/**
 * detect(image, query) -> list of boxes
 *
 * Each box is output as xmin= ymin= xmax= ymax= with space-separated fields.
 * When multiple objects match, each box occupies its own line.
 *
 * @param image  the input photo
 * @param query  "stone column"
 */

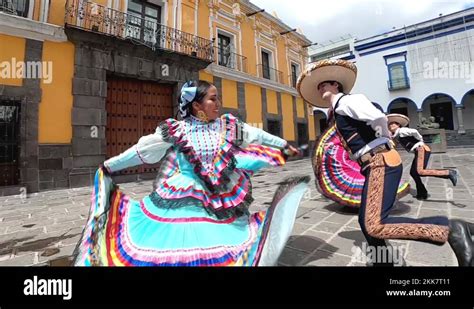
xmin=456 ymin=105 xmax=466 ymax=134
xmin=417 ymin=109 xmax=424 ymax=125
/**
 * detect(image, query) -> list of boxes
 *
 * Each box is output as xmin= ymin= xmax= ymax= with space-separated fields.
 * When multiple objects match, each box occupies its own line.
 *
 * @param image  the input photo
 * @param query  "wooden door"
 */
xmin=106 ymin=77 xmax=174 ymax=175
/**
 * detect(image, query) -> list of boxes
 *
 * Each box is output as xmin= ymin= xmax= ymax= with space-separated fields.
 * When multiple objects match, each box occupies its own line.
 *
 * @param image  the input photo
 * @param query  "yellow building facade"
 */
xmin=0 ymin=0 xmax=315 ymax=194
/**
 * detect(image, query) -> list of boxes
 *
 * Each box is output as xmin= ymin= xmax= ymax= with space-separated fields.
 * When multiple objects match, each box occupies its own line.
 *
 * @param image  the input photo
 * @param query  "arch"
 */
xmin=421 ymin=93 xmax=457 ymax=131
xmin=387 ymin=97 xmax=418 ymax=113
xmin=313 ymin=108 xmax=328 ymax=118
xmin=421 ymin=93 xmax=457 ymax=109
xmin=459 ymin=89 xmax=474 ymax=132
xmin=313 ymin=109 xmax=329 ymax=137
xmin=460 ymin=89 xmax=474 ymax=107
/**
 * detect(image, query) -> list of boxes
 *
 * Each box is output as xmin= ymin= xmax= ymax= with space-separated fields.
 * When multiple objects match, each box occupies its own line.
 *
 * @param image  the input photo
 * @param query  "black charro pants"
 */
xmin=358 ymin=149 xmax=450 ymax=256
xmin=410 ymin=145 xmax=450 ymax=196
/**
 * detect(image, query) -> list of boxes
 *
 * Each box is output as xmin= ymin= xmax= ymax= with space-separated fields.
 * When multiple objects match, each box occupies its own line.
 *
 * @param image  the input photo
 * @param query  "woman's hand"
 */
xmin=283 ymin=144 xmax=301 ymax=157
xmin=99 ymin=163 xmax=111 ymax=176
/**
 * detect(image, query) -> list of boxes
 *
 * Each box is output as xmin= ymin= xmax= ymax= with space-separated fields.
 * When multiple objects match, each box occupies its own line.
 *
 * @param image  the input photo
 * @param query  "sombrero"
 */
xmin=387 ymin=114 xmax=409 ymax=127
xmin=297 ymin=59 xmax=357 ymax=108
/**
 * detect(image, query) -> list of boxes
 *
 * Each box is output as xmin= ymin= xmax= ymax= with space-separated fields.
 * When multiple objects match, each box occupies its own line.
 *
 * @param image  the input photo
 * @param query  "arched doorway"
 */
xmin=387 ymin=97 xmax=419 ymax=127
xmin=313 ymin=109 xmax=329 ymax=137
xmin=421 ymin=93 xmax=457 ymax=131
xmin=460 ymin=89 xmax=474 ymax=132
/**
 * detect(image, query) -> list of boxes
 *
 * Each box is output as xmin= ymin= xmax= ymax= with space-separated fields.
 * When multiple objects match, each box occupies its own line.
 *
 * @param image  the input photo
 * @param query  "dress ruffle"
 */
xmin=156 ymin=114 xmax=286 ymax=218
xmin=73 ymin=169 xmax=310 ymax=266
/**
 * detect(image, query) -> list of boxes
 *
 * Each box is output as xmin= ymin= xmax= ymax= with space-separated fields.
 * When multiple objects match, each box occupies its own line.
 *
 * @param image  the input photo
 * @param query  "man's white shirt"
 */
xmin=393 ymin=127 xmax=425 ymax=152
xmin=332 ymin=93 xmax=391 ymax=160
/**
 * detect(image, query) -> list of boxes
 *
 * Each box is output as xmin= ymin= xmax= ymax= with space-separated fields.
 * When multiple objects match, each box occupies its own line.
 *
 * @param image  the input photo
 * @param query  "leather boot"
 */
xmin=448 ymin=219 xmax=473 ymax=266
xmin=448 ymin=170 xmax=458 ymax=187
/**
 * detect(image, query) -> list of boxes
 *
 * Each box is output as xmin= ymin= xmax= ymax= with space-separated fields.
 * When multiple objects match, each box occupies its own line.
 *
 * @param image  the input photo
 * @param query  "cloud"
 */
xmin=250 ymin=0 xmax=473 ymax=43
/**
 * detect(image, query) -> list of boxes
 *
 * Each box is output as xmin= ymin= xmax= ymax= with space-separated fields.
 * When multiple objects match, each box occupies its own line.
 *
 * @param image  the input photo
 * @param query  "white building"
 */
xmin=309 ymin=8 xmax=474 ymax=141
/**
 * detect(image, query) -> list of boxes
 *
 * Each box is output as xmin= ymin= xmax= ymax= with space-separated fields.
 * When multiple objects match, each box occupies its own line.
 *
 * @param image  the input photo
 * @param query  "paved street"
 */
xmin=0 ymin=148 xmax=473 ymax=266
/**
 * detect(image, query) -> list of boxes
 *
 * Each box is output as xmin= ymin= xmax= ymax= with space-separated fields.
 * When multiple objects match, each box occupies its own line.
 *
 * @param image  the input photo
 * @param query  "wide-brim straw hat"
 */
xmin=297 ymin=59 xmax=357 ymax=108
xmin=387 ymin=113 xmax=410 ymax=127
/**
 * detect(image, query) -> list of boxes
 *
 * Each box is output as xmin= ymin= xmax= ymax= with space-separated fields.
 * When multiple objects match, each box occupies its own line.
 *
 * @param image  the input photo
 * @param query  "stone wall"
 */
xmin=65 ymin=28 xmax=211 ymax=188
xmin=0 ymin=39 xmax=43 ymax=195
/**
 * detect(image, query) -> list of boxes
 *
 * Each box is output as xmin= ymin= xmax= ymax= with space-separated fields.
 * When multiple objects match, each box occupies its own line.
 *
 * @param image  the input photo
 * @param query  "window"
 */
xmin=388 ymin=62 xmax=410 ymax=90
xmin=0 ymin=0 xmax=30 ymax=18
xmin=217 ymin=33 xmax=233 ymax=68
xmin=261 ymin=50 xmax=271 ymax=80
xmin=0 ymin=100 xmax=20 ymax=186
xmin=127 ymin=0 xmax=161 ymax=44
xmin=267 ymin=120 xmax=281 ymax=138
xmin=290 ymin=63 xmax=299 ymax=88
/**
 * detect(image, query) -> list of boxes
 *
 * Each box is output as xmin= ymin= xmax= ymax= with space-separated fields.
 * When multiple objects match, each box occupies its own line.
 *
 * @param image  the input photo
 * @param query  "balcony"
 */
xmin=257 ymin=64 xmax=283 ymax=84
xmin=388 ymin=77 xmax=410 ymax=91
xmin=64 ymin=0 xmax=214 ymax=62
xmin=215 ymin=47 xmax=247 ymax=73
xmin=0 ymin=0 xmax=29 ymax=18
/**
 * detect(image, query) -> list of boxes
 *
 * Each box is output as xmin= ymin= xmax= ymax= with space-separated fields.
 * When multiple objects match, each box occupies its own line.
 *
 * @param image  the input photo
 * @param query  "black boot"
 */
xmin=415 ymin=188 xmax=428 ymax=200
xmin=448 ymin=170 xmax=458 ymax=187
xmin=448 ymin=219 xmax=473 ymax=266
xmin=415 ymin=193 xmax=428 ymax=200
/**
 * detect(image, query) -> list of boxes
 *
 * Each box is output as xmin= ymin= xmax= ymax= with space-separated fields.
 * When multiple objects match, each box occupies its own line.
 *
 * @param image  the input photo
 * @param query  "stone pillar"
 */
xmin=456 ymin=105 xmax=466 ymax=134
xmin=417 ymin=109 xmax=423 ymax=125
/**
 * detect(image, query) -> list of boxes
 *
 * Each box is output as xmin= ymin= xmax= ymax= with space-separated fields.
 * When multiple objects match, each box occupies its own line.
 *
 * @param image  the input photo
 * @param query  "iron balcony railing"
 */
xmin=0 ymin=0 xmax=30 ymax=18
xmin=257 ymin=64 xmax=283 ymax=84
xmin=65 ymin=0 xmax=214 ymax=62
xmin=388 ymin=77 xmax=410 ymax=91
xmin=215 ymin=47 xmax=248 ymax=73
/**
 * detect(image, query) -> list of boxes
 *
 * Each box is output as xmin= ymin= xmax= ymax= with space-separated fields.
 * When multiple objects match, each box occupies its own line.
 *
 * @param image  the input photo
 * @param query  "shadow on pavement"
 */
xmin=280 ymin=235 xmax=338 ymax=266
xmin=323 ymin=203 xmax=358 ymax=215
xmin=424 ymin=199 xmax=468 ymax=208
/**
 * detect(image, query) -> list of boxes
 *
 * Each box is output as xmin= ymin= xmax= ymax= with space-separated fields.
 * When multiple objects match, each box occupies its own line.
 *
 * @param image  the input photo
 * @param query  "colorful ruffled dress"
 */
xmin=312 ymin=124 xmax=410 ymax=208
xmin=73 ymin=114 xmax=309 ymax=266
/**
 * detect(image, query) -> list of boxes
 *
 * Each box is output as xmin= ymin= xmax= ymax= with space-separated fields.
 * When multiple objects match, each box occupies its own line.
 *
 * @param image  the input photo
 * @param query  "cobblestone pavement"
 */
xmin=0 ymin=148 xmax=473 ymax=266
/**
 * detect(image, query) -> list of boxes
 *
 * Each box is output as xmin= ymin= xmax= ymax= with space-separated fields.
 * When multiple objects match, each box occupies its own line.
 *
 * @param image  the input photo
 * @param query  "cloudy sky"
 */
xmin=251 ymin=0 xmax=474 ymax=46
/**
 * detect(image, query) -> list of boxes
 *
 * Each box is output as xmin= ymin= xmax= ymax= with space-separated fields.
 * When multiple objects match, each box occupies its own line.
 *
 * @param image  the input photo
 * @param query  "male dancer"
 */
xmin=387 ymin=114 xmax=457 ymax=200
xmin=297 ymin=59 xmax=472 ymax=266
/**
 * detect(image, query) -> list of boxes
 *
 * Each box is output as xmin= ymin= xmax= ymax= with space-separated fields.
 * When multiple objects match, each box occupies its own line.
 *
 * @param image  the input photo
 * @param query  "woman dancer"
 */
xmin=73 ymin=80 xmax=308 ymax=266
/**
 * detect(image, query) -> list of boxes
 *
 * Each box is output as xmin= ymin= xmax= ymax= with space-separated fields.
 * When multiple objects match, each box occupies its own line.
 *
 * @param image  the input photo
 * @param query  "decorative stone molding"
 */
xmin=252 ymin=18 xmax=263 ymax=32
xmin=207 ymin=0 xmax=220 ymax=11
xmin=271 ymin=29 xmax=280 ymax=41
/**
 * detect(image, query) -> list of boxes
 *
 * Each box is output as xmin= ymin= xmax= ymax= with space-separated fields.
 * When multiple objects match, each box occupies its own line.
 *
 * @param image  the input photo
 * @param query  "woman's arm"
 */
xmin=103 ymin=126 xmax=173 ymax=173
xmin=239 ymin=122 xmax=299 ymax=157
xmin=240 ymin=122 xmax=288 ymax=149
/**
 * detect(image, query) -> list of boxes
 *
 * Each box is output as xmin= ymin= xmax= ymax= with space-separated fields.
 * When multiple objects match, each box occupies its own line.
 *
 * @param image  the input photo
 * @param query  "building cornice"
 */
xmin=0 ymin=12 xmax=67 ymax=42
xmin=238 ymin=0 xmax=311 ymax=45
xmin=205 ymin=63 xmax=298 ymax=96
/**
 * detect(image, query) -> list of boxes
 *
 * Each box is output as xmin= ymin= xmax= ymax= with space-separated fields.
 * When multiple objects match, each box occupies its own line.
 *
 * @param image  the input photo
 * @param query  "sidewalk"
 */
xmin=0 ymin=148 xmax=473 ymax=266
